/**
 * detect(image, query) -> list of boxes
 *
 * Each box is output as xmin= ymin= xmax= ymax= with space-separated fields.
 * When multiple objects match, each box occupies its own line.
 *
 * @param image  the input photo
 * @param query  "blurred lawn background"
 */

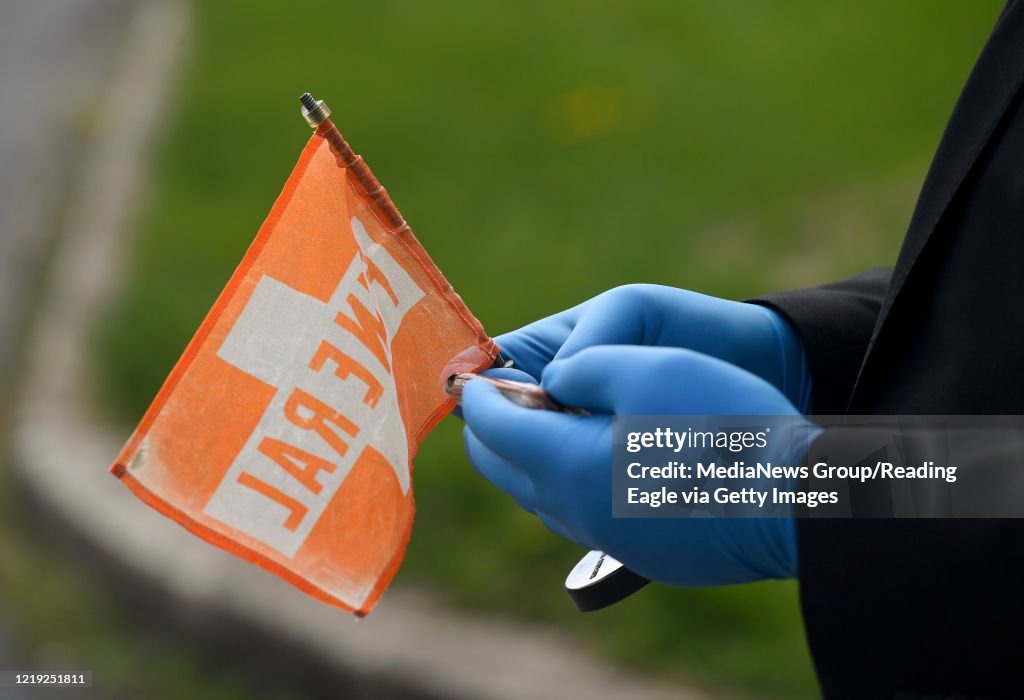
xmin=93 ymin=2 xmax=1001 ymax=698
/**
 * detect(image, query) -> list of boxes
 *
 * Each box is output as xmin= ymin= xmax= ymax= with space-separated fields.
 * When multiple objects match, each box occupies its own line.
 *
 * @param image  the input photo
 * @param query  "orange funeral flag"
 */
xmin=111 ymin=107 xmax=499 ymax=616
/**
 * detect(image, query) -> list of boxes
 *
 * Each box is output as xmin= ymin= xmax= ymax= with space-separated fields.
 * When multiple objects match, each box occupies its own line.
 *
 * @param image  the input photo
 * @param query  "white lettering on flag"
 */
xmin=203 ymin=217 xmax=425 ymax=557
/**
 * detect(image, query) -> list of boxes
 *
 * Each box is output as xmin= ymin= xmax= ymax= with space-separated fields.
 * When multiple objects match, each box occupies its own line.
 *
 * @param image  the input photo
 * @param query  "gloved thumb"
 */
xmin=540 ymin=345 xmax=687 ymax=415
xmin=542 ymin=345 xmax=800 ymax=416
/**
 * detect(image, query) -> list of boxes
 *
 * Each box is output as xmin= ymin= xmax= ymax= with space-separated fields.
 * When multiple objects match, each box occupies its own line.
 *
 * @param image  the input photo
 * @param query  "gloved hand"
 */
xmin=494 ymin=284 xmax=812 ymax=413
xmin=462 ymin=345 xmax=813 ymax=586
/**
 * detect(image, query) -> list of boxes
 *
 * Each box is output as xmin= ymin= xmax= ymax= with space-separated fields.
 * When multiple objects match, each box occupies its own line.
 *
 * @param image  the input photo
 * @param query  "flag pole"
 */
xmin=299 ymin=92 xmax=406 ymax=232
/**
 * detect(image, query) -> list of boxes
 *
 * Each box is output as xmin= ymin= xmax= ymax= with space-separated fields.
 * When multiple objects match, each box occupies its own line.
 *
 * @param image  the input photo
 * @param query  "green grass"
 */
xmin=94 ymin=2 xmax=1002 ymax=697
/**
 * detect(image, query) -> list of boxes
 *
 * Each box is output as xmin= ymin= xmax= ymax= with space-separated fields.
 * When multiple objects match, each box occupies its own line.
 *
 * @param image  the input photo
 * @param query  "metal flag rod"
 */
xmin=299 ymin=92 xmax=406 ymax=231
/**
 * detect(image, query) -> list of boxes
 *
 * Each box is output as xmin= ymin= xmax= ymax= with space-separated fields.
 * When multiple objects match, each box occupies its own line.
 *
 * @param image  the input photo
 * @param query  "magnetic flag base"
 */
xmin=565 ymin=550 xmax=651 ymax=612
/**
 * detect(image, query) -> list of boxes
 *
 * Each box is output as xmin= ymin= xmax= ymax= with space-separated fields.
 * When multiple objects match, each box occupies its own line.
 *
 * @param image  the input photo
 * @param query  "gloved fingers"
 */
xmin=461 ymin=377 xmax=591 ymax=474
xmin=463 ymin=426 xmax=538 ymax=512
xmin=465 ymin=409 xmax=586 ymax=546
xmin=478 ymin=367 xmax=538 ymax=384
xmin=542 ymin=345 xmax=793 ymax=416
xmin=540 ymin=345 xmax=687 ymax=414
xmin=758 ymin=308 xmax=813 ymax=412
xmin=550 ymin=290 xmax=649 ymax=362
xmin=549 ymin=284 xmax=733 ymax=362
xmin=738 ymin=517 xmax=798 ymax=580
xmin=536 ymin=511 xmax=582 ymax=546
xmin=492 ymin=306 xmax=584 ymax=380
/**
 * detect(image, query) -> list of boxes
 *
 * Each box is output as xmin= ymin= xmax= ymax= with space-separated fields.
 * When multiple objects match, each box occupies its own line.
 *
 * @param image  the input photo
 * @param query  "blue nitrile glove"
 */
xmin=494 ymin=284 xmax=812 ymax=413
xmin=462 ymin=345 xmax=814 ymax=586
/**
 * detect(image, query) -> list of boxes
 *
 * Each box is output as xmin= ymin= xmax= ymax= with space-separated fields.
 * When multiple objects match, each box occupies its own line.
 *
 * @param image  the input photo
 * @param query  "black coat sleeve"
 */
xmin=749 ymin=267 xmax=890 ymax=414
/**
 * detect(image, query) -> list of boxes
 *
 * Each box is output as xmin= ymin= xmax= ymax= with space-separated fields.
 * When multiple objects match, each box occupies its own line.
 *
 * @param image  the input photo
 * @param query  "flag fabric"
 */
xmin=111 ymin=133 xmax=499 ymax=616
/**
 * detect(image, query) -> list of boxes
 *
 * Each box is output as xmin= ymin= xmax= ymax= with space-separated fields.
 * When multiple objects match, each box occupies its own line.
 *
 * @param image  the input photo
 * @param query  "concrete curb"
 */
xmin=9 ymin=2 xmax=717 ymax=698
